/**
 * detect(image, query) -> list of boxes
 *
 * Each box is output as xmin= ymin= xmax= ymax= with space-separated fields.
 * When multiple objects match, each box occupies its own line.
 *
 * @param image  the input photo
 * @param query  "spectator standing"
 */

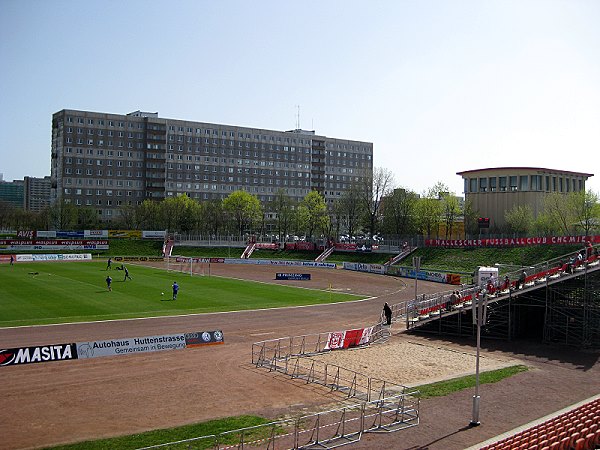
xmin=517 ymin=270 xmax=527 ymax=289
xmin=382 ymin=302 xmax=392 ymax=325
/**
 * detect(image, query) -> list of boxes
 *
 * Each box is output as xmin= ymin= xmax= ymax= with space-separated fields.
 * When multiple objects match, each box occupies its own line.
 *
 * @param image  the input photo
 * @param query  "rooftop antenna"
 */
xmin=295 ymin=105 xmax=301 ymax=130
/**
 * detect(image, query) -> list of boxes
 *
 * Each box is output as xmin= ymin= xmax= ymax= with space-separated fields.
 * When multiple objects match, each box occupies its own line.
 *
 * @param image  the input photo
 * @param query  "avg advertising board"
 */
xmin=0 ymin=331 xmax=223 ymax=367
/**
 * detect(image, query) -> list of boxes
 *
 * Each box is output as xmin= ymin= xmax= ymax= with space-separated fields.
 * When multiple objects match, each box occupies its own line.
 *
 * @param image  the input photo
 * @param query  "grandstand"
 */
xmin=472 ymin=395 xmax=600 ymax=450
xmin=402 ymin=248 xmax=600 ymax=348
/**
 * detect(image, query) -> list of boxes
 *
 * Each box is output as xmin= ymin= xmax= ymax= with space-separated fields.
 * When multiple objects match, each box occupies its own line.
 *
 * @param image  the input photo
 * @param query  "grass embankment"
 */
xmin=46 ymin=365 xmax=529 ymax=449
xmin=45 ymin=415 xmax=272 ymax=450
xmin=410 ymin=245 xmax=578 ymax=274
xmin=416 ymin=365 xmax=529 ymax=398
xmin=9 ymin=238 xmax=581 ymax=274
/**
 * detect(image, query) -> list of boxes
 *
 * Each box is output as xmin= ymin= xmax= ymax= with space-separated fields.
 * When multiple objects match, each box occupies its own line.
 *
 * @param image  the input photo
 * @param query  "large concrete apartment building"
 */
xmin=51 ymin=109 xmax=373 ymax=222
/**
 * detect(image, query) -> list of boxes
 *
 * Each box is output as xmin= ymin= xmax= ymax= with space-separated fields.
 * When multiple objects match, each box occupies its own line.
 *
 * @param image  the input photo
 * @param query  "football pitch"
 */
xmin=0 ymin=262 xmax=364 ymax=327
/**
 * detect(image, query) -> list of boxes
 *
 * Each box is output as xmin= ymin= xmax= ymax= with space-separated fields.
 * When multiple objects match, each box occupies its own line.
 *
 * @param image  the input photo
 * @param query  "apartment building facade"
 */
xmin=51 ymin=109 xmax=373 ymax=222
xmin=24 ymin=176 xmax=51 ymax=212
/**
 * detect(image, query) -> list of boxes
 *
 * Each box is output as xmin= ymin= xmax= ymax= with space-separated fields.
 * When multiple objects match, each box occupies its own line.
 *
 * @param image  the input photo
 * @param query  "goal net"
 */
xmin=166 ymin=256 xmax=207 ymax=276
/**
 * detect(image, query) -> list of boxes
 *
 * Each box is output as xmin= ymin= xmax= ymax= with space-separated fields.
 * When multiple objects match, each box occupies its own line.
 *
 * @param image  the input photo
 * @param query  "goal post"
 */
xmin=166 ymin=256 xmax=207 ymax=277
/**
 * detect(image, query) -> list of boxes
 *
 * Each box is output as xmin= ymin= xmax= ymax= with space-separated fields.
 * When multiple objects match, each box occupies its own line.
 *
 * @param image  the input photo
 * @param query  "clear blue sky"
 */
xmin=1 ymin=0 xmax=599 ymax=196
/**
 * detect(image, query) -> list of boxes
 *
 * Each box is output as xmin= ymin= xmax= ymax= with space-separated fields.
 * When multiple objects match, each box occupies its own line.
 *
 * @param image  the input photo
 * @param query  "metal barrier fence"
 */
xmin=251 ymin=322 xmax=391 ymax=368
xmin=137 ymin=390 xmax=419 ymax=449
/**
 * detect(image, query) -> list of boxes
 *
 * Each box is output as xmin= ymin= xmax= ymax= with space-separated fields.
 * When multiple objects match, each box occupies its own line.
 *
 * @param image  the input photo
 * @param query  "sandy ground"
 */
xmin=309 ymin=333 xmax=521 ymax=387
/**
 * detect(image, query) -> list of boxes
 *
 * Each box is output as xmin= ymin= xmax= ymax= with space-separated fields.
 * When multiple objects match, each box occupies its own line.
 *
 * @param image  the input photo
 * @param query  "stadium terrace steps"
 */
xmin=405 ymin=253 xmax=600 ymax=330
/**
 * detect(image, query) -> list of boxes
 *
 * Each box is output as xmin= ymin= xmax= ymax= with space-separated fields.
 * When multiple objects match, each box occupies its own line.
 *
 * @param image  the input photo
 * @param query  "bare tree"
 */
xmin=361 ymin=167 xmax=395 ymax=236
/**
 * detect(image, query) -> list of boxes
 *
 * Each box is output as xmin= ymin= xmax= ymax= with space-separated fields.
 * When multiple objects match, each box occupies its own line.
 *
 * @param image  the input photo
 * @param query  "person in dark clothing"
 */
xmin=383 ymin=302 xmax=392 ymax=325
xmin=106 ymin=275 xmax=112 ymax=291
xmin=172 ymin=281 xmax=179 ymax=300
xmin=517 ymin=270 xmax=527 ymax=289
xmin=123 ymin=266 xmax=132 ymax=281
xmin=106 ymin=257 xmax=112 ymax=270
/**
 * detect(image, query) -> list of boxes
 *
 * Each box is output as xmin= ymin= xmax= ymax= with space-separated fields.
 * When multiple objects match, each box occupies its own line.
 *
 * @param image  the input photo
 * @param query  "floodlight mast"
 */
xmin=470 ymin=289 xmax=487 ymax=427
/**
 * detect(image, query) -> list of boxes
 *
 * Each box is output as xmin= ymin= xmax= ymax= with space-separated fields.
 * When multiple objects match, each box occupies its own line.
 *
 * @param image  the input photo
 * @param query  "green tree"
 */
xmin=49 ymin=200 xmax=78 ymax=230
xmin=269 ymin=189 xmax=296 ymax=241
xmin=542 ymin=192 xmax=575 ymax=235
xmin=415 ymin=184 xmax=444 ymax=238
xmin=505 ymin=204 xmax=534 ymax=236
xmin=381 ymin=187 xmax=418 ymax=237
xmin=223 ymin=190 xmax=263 ymax=236
xmin=202 ymin=199 xmax=226 ymax=236
xmin=462 ymin=198 xmax=479 ymax=239
xmin=298 ymin=190 xmax=329 ymax=240
xmin=439 ymin=191 xmax=461 ymax=240
xmin=77 ymin=207 xmax=100 ymax=229
xmin=571 ymin=190 xmax=600 ymax=236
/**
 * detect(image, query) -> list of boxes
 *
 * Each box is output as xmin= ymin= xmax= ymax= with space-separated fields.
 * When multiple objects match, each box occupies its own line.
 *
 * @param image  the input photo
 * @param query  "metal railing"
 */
xmin=136 ymin=391 xmax=419 ymax=449
xmin=405 ymin=246 xmax=600 ymax=327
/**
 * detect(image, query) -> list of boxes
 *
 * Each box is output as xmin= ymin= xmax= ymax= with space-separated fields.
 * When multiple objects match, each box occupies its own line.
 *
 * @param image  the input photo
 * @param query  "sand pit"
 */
xmin=308 ymin=333 xmax=523 ymax=387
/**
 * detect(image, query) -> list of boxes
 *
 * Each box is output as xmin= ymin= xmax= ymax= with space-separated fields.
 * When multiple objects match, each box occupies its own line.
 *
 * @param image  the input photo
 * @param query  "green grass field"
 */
xmin=0 ymin=262 xmax=363 ymax=328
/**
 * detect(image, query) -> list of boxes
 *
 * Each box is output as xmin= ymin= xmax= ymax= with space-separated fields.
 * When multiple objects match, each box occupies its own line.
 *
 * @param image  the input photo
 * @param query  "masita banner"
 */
xmin=0 ymin=343 xmax=77 ymax=367
xmin=77 ymin=333 xmax=187 ymax=359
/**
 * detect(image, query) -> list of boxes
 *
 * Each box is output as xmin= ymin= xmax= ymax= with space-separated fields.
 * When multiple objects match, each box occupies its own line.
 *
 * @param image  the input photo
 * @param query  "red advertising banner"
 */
xmin=324 ymin=327 xmax=373 ymax=350
xmin=426 ymin=235 xmax=600 ymax=248
xmin=0 ymin=240 xmax=109 ymax=246
xmin=284 ymin=242 xmax=316 ymax=251
xmin=342 ymin=329 xmax=364 ymax=348
xmin=255 ymin=243 xmax=278 ymax=250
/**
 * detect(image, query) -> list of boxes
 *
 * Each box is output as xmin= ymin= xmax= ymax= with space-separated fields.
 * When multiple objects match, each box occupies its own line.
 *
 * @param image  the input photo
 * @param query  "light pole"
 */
xmin=408 ymin=256 xmax=421 ymax=329
xmin=470 ymin=288 xmax=487 ymax=427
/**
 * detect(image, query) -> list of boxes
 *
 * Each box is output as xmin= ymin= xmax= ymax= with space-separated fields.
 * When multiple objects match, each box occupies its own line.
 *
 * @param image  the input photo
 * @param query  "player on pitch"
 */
xmin=172 ymin=281 xmax=179 ymax=300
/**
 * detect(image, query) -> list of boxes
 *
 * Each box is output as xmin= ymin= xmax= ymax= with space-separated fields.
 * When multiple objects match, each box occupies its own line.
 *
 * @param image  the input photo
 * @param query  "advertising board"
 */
xmin=76 ymin=334 xmax=187 ymax=359
xmin=184 ymin=331 xmax=224 ymax=347
xmin=0 ymin=343 xmax=77 ymax=367
xmin=16 ymin=254 xmax=92 ymax=262
xmin=276 ymin=273 xmax=311 ymax=280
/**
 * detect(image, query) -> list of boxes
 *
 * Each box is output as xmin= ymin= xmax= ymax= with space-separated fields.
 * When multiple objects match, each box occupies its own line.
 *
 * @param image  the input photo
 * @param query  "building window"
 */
xmin=509 ymin=176 xmax=518 ymax=191
xmin=479 ymin=178 xmax=487 ymax=192
xmin=469 ymin=178 xmax=477 ymax=193
xmin=489 ymin=177 xmax=497 ymax=192
xmin=519 ymin=176 xmax=529 ymax=191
